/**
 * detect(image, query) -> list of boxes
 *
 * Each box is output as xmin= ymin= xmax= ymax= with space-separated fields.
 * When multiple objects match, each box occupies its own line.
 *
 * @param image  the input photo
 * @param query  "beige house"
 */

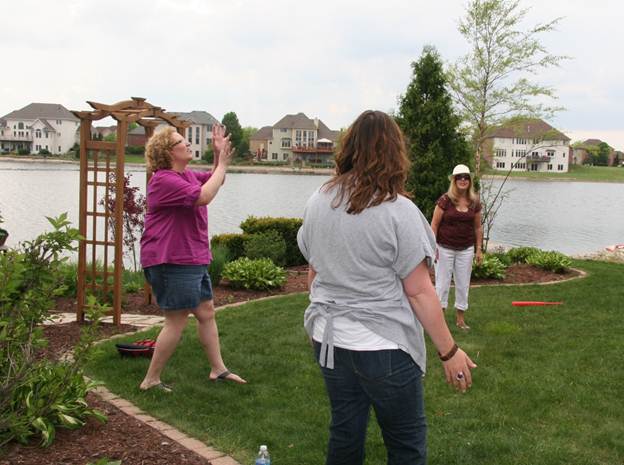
xmin=251 ymin=112 xmax=339 ymax=165
xmin=0 ymin=103 xmax=80 ymax=154
xmin=484 ymin=119 xmax=571 ymax=173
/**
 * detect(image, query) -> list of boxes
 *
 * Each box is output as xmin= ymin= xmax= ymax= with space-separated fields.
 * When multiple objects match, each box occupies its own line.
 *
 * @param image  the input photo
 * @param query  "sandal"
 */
xmin=456 ymin=322 xmax=471 ymax=330
xmin=209 ymin=370 xmax=247 ymax=384
xmin=140 ymin=382 xmax=173 ymax=393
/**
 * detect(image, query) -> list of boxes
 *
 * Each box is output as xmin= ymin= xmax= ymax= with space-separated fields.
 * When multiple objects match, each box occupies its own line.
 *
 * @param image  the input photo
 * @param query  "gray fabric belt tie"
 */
xmin=314 ymin=304 xmax=353 ymax=369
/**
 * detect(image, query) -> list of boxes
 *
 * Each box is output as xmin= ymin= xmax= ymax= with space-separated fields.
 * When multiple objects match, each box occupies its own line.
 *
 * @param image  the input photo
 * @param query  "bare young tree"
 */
xmin=448 ymin=0 xmax=569 ymax=177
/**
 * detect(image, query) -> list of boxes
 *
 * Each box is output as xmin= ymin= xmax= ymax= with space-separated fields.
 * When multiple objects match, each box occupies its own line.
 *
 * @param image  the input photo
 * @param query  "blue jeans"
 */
xmin=314 ymin=342 xmax=427 ymax=465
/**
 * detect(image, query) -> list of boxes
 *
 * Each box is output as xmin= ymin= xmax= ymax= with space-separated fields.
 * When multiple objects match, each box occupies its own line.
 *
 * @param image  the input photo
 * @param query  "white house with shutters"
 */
xmin=486 ymin=119 xmax=571 ymax=173
xmin=0 ymin=103 xmax=80 ymax=154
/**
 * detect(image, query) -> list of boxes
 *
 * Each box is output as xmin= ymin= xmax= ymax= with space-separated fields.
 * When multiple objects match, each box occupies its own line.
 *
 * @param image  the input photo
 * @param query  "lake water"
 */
xmin=1 ymin=160 xmax=623 ymax=256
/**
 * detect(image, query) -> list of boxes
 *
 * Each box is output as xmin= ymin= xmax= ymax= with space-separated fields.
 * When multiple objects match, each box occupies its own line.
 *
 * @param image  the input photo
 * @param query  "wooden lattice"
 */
xmin=72 ymin=97 xmax=189 ymax=324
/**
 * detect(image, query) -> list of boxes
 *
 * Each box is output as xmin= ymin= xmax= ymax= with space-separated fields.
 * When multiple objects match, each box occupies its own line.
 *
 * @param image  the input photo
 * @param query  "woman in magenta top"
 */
xmin=430 ymin=164 xmax=483 ymax=330
xmin=139 ymin=125 xmax=246 ymax=391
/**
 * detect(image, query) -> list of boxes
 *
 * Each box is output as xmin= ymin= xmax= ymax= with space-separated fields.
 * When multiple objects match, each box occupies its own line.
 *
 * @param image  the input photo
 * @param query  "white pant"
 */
xmin=434 ymin=245 xmax=474 ymax=311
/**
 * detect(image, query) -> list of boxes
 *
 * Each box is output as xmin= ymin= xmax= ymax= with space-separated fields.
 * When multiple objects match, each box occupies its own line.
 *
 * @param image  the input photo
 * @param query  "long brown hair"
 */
xmin=324 ymin=110 xmax=411 ymax=214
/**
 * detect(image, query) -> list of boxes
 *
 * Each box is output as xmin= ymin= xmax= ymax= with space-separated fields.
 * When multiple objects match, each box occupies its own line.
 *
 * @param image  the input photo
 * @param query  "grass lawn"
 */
xmin=483 ymin=164 xmax=624 ymax=182
xmin=85 ymin=260 xmax=624 ymax=465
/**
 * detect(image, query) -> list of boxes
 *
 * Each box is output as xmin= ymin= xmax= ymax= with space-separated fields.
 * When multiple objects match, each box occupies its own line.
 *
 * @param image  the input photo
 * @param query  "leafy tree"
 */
xmin=447 ymin=0 xmax=568 ymax=176
xmin=239 ymin=126 xmax=257 ymax=158
xmin=221 ymin=112 xmax=243 ymax=157
xmin=396 ymin=46 xmax=472 ymax=220
xmin=596 ymin=142 xmax=611 ymax=166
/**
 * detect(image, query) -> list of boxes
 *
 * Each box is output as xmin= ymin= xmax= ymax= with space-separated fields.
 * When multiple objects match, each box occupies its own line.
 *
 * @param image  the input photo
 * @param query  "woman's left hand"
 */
xmin=475 ymin=249 xmax=483 ymax=265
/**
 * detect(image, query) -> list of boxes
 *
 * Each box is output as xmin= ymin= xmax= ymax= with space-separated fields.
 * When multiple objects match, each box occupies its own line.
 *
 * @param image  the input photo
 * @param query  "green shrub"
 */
xmin=507 ymin=246 xmax=541 ymax=264
xmin=244 ymin=230 xmax=287 ymax=266
xmin=209 ymin=244 xmax=231 ymax=286
xmin=239 ymin=216 xmax=305 ymax=266
xmin=222 ymin=257 xmax=287 ymax=290
xmin=126 ymin=145 xmax=145 ymax=155
xmin=472 ymin=255 xmax=507 ymax=280
xmin=526 ymin=250 xmax=571 ymax=273
xmin=488 ymin=251 xmax=512 ymax=266
xmin=39 ymin=148 xmax=51 ymax=155
xmin=0 ymin=214 xmax=107 ymax=447
xmin=17 ymin=148 xmax=30 ymax=155
xmin=210 ymin=233 xmax=250 ymax=260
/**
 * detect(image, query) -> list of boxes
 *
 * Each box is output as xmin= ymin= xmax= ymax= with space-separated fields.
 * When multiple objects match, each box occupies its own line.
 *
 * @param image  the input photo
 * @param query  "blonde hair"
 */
xmin=447 ymin=175 xmax=478 ymax=207
xmin=145 ymin=126 xmax=176 ymax=171
xmin=324 ymin=110 xmax=411 ymax=214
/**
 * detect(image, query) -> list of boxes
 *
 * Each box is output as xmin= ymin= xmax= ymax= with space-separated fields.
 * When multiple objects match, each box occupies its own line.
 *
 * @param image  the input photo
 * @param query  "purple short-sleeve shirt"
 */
xmin=140 ymin=169 xmax=213 ymax=268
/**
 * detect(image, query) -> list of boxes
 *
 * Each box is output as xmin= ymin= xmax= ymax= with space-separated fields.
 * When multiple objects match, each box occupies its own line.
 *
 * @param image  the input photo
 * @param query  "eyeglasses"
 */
xmin=455 ymin=174 xmax=471 ymax=181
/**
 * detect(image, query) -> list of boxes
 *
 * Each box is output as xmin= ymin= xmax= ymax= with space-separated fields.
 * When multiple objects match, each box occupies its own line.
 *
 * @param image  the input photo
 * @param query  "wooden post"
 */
xmin=76 ymin=119 xmax=91 ymax=322
xmin=112 ymin=119 xmax=128 ymax=325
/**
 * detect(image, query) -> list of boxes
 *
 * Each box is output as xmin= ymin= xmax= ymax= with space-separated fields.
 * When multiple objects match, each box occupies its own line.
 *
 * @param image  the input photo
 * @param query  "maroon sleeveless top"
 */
xmin=436 ymin=194 xmax=481 ymax=250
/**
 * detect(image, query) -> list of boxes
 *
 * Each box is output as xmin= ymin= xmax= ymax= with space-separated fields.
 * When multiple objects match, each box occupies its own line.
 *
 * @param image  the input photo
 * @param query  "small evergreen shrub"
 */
xmin=243 ymin=230 xmax=287 ymax=265
xmin=240 ymin=216 xmax=305 ymax=266
xmin=126 ymin=145 xmax=145 ymax=155
xmin=222 ymin=257 xmax=287 ymax=290
xmin=39 ymin=148 xmax=51 ymax=155
xmin=507 ymin=246 xmax=541 ymax=264
xmin=472 ymin=255 xmax=507 ymax=280
xmin=210 ymin=233 xmax=250 ymax=260
xmin=526 ymin=250 xmax=571 ymax=273
xmin=17 ymin=148 xmax=30 ymax=155
xmin=209 ymin=244 xmax=231 ymax=286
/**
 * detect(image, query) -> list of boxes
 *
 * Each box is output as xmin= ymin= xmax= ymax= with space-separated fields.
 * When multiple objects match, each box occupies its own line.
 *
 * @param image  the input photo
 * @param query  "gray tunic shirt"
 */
xmin=297 ymin=187 xmax=436 ymax=371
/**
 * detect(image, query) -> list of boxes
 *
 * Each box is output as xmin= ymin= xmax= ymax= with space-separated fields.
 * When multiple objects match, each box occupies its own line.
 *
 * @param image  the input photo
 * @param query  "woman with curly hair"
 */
xmin=297 ymin=110 xmax=476 ymax=465
xmin=139 ymin=124 xmax=245 ymax=391
xmin=430 ymin=164 xmax=483 ymax=330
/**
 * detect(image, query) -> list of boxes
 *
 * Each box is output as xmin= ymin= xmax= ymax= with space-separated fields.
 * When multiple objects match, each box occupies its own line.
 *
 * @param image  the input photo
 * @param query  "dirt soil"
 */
xmin=3 ymin=265 xmax=580 ymax=465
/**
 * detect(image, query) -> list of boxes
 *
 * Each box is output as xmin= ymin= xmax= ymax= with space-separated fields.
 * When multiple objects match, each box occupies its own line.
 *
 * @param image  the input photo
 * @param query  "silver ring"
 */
xmin=456 ymin=372 xmax=464 ymax=380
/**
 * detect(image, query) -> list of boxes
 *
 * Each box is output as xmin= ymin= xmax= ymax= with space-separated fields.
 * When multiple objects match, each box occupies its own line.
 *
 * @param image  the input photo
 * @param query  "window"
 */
xmin=272 ymin=152 xmax=278 ymax=160
xmin=187 ymin=128 xmax=192 ymax=142
xmin=18 ymin=122 xmax=24 ymax=129
xmin=548 ymin=164 xmax=553 ymax=170
xmin=207 ymin=124 xmax=213 ymax=132
xmin=547 ymin=150 xmax=555 ymax=157
xmin=557 ymin=164 xmax=564 ymax=171
xmin=281 ymin=138 xmax=291 ymax=148
xmin=532 ymin=151 xmax=539 ymax=157
xmin=58 ymin=146 xmax=61 ymax=152
xmin=195 ymin=127 xmax=199 ymax=145
xmin=195 ymin=151 xmax=199 ymax=157
xmin=563 ymin=152 xmax=566 ymax=158
xmin=496 ymin=161 xmax=506 ymax=168
xmin=307 ymin=130 xmax=315 ymax=147
xmin=45 ymin=132 xmax=48 ymax=138
xmin=495 ymin=149 xmax=506 ymax=158
xmin=515 ymin=149 xmax=526 ymax=158
xmin=515 ymin=138 xmax=527 ymax=145
xmin=56 ymin=120 xmax=62 ymax=125
xmin=280 ymin=128 xmax=287 ymax=133
xmin=35 ymin=129 xmax=41 ymax=138
xmin=295 ymin=130 xmax=302 ymax=146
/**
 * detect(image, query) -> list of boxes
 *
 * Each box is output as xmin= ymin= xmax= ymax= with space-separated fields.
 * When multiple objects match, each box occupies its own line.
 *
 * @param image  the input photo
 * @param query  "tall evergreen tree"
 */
xmin=397 ymin=46 xmax=472 ymax=220
xmin=221 ymin=111 xmax=244 ymax=156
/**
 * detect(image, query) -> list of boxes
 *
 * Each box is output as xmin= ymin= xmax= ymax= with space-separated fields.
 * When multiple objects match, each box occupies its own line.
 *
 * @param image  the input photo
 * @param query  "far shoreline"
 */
xmin=1 ymin=155 xmax=623 ymax=183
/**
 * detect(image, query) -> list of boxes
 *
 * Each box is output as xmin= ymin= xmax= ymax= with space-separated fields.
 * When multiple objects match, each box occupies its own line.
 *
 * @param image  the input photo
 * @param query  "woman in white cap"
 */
xmin=430 ymin=164 xmax=483 ymax=330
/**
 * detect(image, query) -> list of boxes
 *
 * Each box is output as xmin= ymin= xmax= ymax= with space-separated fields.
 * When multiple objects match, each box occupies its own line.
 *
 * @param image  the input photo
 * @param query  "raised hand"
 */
xmin=212 ymin=123 xmax=231 ymax=161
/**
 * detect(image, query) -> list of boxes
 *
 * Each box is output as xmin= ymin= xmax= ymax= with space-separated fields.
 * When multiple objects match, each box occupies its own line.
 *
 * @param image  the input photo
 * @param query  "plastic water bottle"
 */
xmin=255 ymin=444 xmax=271 ymax=465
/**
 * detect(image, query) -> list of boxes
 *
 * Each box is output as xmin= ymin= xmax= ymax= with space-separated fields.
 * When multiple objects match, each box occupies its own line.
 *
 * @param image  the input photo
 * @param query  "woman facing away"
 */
xmin=430 ymin=164 xmax=483 ymax=330
xmin=297 ymin=110 xmax=476 ymax=465
xmin=139 ymin=125 xmax=246 ymax=391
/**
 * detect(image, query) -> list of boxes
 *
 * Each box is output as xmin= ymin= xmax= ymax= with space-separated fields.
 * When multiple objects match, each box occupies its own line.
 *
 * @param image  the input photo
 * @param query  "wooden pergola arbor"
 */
xmin=72 ymin=97 xmax=189 ymax=324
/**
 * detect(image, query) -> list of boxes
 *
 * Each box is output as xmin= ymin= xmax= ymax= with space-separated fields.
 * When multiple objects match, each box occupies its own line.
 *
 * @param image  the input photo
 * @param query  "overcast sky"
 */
xmin=2 ymin=0 xmax=622 ymax=149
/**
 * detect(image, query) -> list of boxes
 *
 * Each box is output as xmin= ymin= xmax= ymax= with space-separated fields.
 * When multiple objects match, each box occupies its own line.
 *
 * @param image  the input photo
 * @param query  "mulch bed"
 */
xmin=3 ymin=264 xmax=580 ymax=464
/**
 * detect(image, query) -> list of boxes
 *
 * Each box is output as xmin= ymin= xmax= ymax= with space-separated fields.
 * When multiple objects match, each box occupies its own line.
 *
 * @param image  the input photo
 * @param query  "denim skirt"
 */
xmin=143 ymin=264 xmax=213 ymax=310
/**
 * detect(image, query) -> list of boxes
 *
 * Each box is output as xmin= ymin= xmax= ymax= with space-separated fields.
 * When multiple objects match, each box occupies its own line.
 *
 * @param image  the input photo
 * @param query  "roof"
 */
xmin=488 ymin=118 xmax=570 ymax=141
xmin=250 ymin=126 xmax=273 ymax=140
xmin=2 ymin=103 xmax=79 ymax=122
xmin=32 ymin=119 xmax=56 ymax=131
xmin=170 ymin=111 xmax=219 ymax=125
xmin=316 ymin=119 xmax=339 ymax=142
xmin=273 ymin=112 xmax=316 ymax=130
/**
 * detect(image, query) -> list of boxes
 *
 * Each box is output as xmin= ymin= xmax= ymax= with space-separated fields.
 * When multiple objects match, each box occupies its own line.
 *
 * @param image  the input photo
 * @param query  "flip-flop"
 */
xmin=210 ymin=370 xmax=246 ymax=384
xmin=141 ymin=382 xmax=173 ymax=393
xmin=456 ymin=323 xmax=471 ymax=330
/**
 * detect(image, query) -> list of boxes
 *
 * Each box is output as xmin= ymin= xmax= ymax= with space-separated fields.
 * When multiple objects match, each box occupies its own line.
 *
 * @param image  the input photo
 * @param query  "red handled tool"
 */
xmin=512 ymin=301 xmax=563 ymax=306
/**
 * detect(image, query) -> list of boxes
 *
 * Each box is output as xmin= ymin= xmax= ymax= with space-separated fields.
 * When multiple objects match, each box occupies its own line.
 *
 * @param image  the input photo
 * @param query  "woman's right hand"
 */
xmin=442 ymin=348 xmax=477 ymax=393
xmin=218 ymin=137 xmax=234 ymax=168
